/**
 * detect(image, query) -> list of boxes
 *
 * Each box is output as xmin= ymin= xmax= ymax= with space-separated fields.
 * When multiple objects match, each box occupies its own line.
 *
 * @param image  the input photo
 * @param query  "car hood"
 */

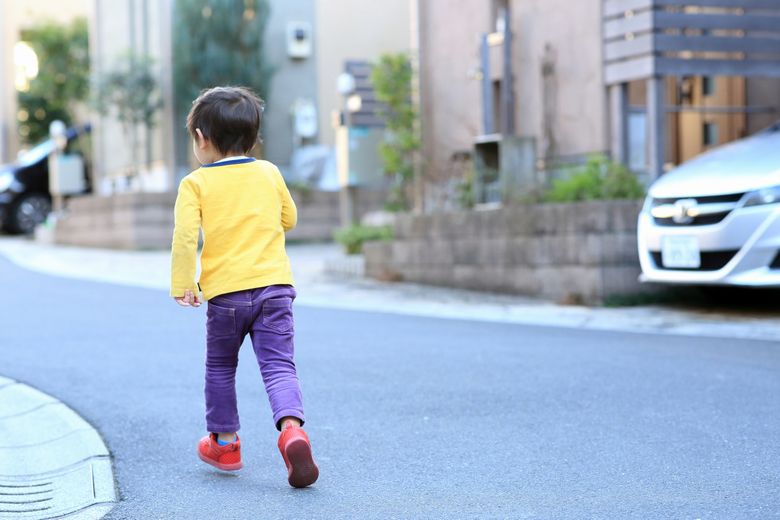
xmin=649 ymin=128 xmax=780 ymax=199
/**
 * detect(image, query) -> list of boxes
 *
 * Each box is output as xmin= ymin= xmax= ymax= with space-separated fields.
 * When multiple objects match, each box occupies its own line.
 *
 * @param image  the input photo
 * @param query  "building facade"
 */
xmin=86 ymin=0 xmax=411 ymax=191
xmin=417 ymin=0 xmax=780 ymax=209
xmin=315 ymin=0 xmax=411 ymax=148
xmin=89 ymin=0 xmax=176 ymax=193
xmin=0 ymin=0 xmax=92 ymax=163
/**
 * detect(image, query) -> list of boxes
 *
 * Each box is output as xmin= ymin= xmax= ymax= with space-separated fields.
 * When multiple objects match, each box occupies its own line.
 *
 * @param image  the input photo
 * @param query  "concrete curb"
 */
xmin=0 ymin=376 xmax=116 ymax=519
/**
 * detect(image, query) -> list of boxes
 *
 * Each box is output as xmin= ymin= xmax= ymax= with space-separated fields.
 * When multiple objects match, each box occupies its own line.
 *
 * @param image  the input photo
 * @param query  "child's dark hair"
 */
xmin=186 ymin=86 xmax=265 ymax=155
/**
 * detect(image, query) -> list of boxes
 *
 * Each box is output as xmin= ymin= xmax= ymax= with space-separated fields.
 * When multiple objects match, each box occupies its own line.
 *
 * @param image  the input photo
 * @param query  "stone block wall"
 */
xmin=364 ymin=201 xmax=646 ymax=304
xmin=53 ymin=189 xmax=387 ymax=249
xmin=285 ymin=189 xmax=386 ymax=242
xmin=54 ymin=193 xmax=177 ymax=249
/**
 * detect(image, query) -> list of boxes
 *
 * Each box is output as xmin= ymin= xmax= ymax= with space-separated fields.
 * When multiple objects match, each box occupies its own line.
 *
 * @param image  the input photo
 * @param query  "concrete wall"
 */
xmin=54 ymin=188 xmax=386 ymax=248
xmin=286 ymin=189 xmax=386 ymax=242
xmin=418 ymin=0 xmax=608 ymax=185
xmin=418 ymin=0 xmax=487 ymax=183
xmin=54 ymin=193 xmax=177 ymax=249
xmin=364 ymin=201 xmax=645 ymax=304
xmin=315 ymin=0 xmax=412 ymax=148
xmin=512 ymin=0 xmax=607 ymax=161
xmin=263 ymin=0 xmax=318 ymax=169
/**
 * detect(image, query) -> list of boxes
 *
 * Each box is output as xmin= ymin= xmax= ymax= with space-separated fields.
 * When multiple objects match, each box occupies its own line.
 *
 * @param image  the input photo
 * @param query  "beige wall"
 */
xmin=418 ymin=0 xmax=486 ymax=182
xmin=0 ymin=1 xmax=16 ymax=162
xmin=315 ymin=0 xmax=412 ymax=147
xmin=419 ymin=0 xmax=608 ymax=184
xmin=511 ymin=0 xmax=607 ymax=160
xmin=90 ymin=0 xmax=175 ymax=193
xmin=0 ymin=0 xmax=91 ymax=162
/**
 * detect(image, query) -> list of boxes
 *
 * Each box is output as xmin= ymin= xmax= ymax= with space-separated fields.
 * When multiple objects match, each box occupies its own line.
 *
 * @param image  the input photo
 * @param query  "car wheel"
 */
xmin=6 ymin=193 xmax=52 ymax=235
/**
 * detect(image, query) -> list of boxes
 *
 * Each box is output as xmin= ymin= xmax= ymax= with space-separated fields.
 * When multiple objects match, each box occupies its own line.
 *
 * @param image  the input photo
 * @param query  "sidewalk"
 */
xmin=0 ymin=376 xmax=115 ymax=519
xmin=1 ymin=236 xmax=779 ymax=341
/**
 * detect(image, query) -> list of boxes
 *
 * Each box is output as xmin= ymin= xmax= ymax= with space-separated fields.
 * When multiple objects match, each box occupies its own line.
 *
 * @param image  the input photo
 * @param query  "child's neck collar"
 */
xmin=202 ymin=156 xmax=256 ymax=168
xmin=213 ymin=155 xmax=250 ymax=164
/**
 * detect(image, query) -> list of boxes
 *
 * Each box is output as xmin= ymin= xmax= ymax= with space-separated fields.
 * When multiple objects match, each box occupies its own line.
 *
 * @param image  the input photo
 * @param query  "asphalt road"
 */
xmin=1 ymin=254 xmax=779 ymax=519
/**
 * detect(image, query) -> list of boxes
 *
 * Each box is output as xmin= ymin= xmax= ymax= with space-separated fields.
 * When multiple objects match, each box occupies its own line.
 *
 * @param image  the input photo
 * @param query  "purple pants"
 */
xmin=205 ymin=285 xmax=304 ymax=432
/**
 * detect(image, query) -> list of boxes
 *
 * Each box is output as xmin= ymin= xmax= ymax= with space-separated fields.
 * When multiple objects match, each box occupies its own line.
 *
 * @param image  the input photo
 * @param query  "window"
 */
xmin=703 ymin=122 xmax=719 ymax=147
xmin=702 ymin=76 xmax=716 ymax=97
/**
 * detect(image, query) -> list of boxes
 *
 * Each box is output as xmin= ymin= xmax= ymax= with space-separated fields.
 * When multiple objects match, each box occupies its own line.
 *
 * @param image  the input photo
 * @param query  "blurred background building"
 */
xmin=1 ymin=0 xmax=779 ymax=248
xmin=0 ymin=0 xmax=92 ymax=163
xmin=419 ymin=0 xmax=780 ymax=208
xmin=87 ymin=0 xmax=411 ymax=193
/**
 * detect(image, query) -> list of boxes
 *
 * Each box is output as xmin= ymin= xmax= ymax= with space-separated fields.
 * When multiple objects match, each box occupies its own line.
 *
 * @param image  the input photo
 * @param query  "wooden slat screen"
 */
xmin=603 ymin=0 xmax=780 ymax=84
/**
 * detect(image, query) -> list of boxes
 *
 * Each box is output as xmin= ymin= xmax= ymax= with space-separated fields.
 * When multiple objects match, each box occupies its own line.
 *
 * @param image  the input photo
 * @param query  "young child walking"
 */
xmin=170 ymin=86 xmax=318 ymax=488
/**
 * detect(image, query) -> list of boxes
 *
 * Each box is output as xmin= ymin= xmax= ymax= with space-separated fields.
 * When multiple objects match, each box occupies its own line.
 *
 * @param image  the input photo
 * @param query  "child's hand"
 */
xmin=174 ymin=290 xmax=202 ymax=307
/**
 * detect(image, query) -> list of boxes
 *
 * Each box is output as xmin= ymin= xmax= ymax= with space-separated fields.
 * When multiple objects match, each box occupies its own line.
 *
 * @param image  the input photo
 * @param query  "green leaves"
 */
xmin=173 ymin=0 xmax=273 ymax=117
xmin=17 ymin=18 xmax=89 ymax=143
xmin=92 ymin=53 xmax=163 ymax=130
xmin=371 ymin=53 xmax=421 ymax=212
xmin=334 ymin=225 xmax=394 ymax=255
xmin=544 ymin=155 xmax=645 ymax=203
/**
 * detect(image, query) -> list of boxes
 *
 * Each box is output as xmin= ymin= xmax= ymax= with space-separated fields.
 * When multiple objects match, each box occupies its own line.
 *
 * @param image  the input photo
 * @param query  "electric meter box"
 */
xmin=49 ymin=154 xmax=86 ymax=195
xmin=287 ymin=22 xmax=313 ymax=59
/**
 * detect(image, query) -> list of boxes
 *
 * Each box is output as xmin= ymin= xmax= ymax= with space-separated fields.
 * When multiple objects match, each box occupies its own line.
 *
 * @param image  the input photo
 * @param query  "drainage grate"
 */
xmin=0 ymin=482 xmax=53 ymax=516
xmin=0 ymin=458 xmax=114 ymax=520
xmin=0 ymin=378 xmax=116 ymax=519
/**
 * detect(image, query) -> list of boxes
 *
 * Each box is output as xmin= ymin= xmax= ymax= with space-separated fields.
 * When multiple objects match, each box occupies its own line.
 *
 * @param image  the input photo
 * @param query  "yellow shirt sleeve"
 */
xmin=278 ymin=168 xmax=298 ymax=232
xmin=170 ymin=176 xmax=202 ymax=297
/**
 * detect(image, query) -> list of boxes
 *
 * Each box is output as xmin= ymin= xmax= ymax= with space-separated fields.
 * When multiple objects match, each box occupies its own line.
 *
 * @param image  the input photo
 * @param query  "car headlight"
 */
xmin=744 ymin=185 xmax=780 ymax=207
xmin=0 ymin=171 xmax=13 ymax=193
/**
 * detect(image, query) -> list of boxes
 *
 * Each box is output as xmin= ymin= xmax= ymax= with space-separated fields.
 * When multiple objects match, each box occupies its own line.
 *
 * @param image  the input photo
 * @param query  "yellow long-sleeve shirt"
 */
xmin=170 ymin=158 xmax=297 ymax=300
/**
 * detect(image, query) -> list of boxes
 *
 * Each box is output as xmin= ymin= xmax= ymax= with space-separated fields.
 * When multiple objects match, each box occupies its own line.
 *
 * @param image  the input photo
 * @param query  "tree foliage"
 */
xmin=173 ymin=0 xmax=273 ymax=121
xmin=93 ymin=53 xmax=162 ymax=132
xmin=92 ymin=52 xmax=163 ymax=178
xmin=17 ymin=18 xmax=89 ymax=144
xmin=371 ymin=53 xmax=421 ymax=212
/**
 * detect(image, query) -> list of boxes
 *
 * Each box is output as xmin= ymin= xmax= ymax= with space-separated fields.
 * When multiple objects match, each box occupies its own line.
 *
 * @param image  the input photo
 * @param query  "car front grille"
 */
xmin=651 ymin=193 xmax=744 ymax=227
xmin=650 ymin=250 xmax=739 ymax=271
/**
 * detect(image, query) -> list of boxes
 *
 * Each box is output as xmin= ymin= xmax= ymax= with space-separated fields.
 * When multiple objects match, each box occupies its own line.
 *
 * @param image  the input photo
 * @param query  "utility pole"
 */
xmin=501 ymin=0 xmax=515 ymax=136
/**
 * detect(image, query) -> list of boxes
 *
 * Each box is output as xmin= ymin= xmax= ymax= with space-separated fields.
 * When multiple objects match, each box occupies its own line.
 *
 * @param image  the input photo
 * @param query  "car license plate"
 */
xmin=661 ymin=236 xmax=701 ymax=268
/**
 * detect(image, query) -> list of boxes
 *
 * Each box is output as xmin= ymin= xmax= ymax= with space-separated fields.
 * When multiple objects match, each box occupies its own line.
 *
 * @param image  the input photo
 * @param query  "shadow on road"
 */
xmin=606 ymin=285 xmax=780 ymax=316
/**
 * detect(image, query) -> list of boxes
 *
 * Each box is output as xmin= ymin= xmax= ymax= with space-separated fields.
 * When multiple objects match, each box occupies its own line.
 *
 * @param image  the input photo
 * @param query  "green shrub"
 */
xmin=334 ymin=225 xmax=394 ymax=255
xmin=544 ymin=155 xmax=645 ymax=203
xmin=371 ymin=53 xmax=421 ymax=212
xmin=286 ymin=180 xmax=313 ymax=204
xmin=18 ymin=19 xmax=90 ymax=144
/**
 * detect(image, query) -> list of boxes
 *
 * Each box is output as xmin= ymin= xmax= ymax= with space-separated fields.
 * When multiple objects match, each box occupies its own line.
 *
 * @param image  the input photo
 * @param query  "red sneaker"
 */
xmin=277 ymin=425 xmax=319 ymax=488
xmin=198 ymin=433 xmax=243 ymax=471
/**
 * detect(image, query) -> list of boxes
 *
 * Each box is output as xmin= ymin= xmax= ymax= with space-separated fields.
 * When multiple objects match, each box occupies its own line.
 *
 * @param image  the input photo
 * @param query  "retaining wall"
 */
xmin=363 ymin=201 xmax=646 ymax=304
xmin=53 ymin=189 xmax=386 ymax=249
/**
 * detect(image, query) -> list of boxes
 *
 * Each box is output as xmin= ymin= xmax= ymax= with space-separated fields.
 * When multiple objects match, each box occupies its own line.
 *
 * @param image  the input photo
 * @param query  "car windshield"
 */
xmin=16 ymin=139 xmax=56 ymax=168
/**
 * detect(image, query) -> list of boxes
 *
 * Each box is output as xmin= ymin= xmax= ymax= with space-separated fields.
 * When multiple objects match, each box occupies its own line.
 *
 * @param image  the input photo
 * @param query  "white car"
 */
xmin=638 ymin=122 xmax=780 ymax=287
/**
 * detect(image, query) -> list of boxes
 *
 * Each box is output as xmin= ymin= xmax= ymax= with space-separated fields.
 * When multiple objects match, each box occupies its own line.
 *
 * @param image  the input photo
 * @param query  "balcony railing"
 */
xmin=603 ymin=0 xmax=780 ymax=84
